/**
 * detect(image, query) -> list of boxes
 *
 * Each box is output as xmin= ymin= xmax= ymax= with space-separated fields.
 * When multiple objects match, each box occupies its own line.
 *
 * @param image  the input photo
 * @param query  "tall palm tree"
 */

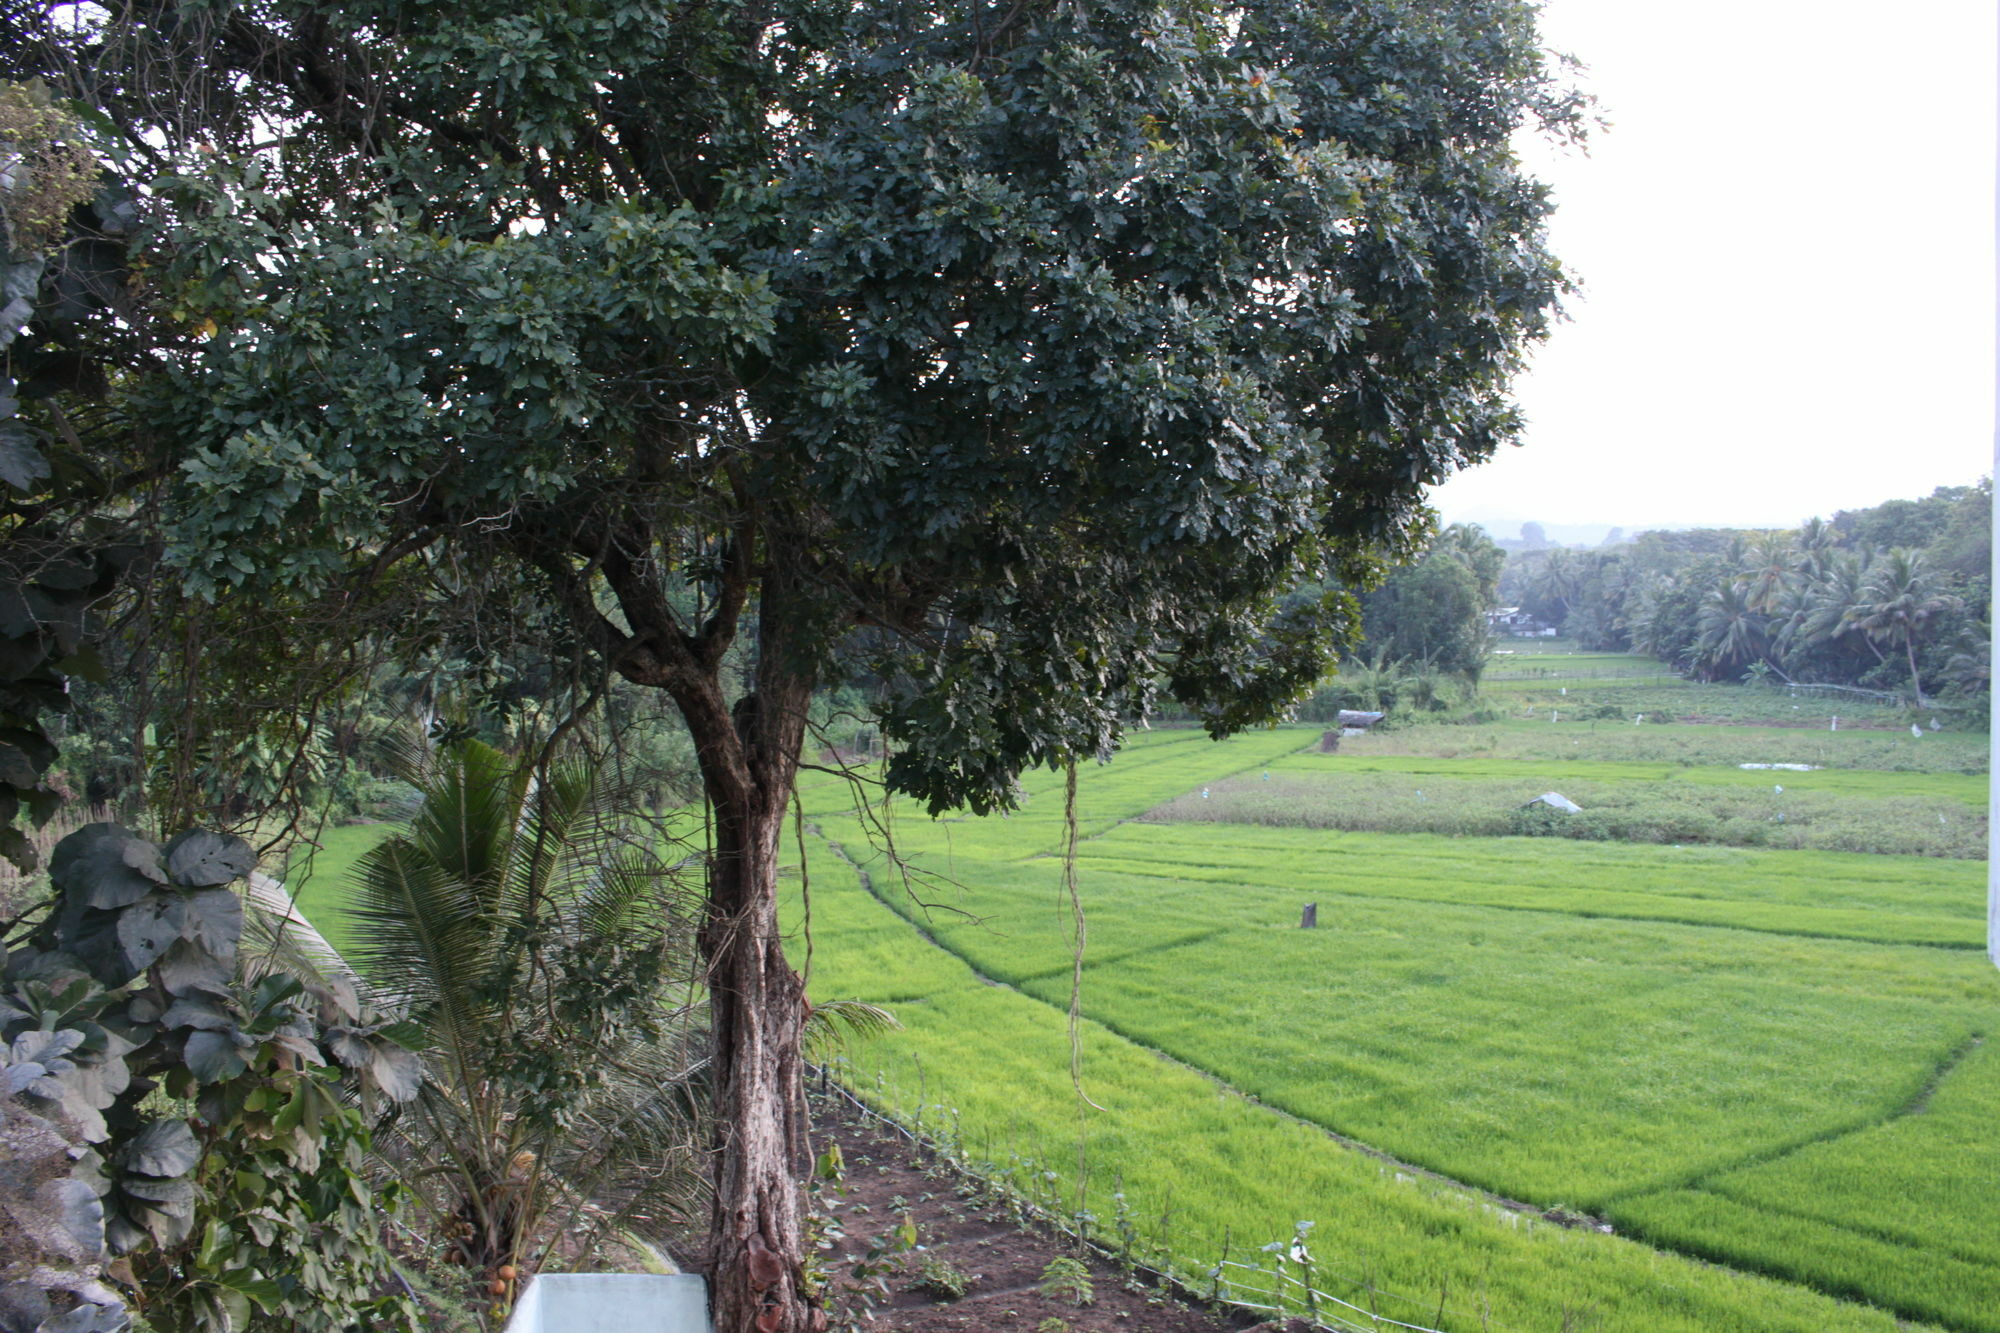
xmin=1766 ymin=576 xmax=1816 ymax=668
xmin=354 ymin=739 xmax=710 ymax=1276
xmin=1799 ymin=549 xmax=1882 ymax=665
xmin=1792 ymin=516 xmax=1836 ymax=585
xmin=1845 ymin=548 xmax=1964 ymax=704
xmin=1941 ymin=638 xmax=1990 ymax=698
xmin=1625 ymin=579 xmax=1666 ymax=659
xmin=1431 ymin=523 xmax=1504 ymax=606
xmin=1530 ymin=547 xmax=1581 ymax=623
xmin=1694 ymin=578 xmax=1774 ymax=681
xmin=1740 ymin=532 xmax=1796 ymax=615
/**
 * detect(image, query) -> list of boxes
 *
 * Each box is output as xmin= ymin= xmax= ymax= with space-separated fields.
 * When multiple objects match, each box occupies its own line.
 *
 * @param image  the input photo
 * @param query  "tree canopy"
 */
xmin=1354 ymin=523 xmax=1501 ymax=677
xmin=11 ymin=1 xmax=1580 ymax=1326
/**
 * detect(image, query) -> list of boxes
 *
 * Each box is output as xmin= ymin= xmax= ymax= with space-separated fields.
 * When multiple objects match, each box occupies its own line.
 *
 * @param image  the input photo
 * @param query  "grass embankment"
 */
xmin=1150 ymin=763 xmax=1984 ymax=857
xmin=798 ymin=716 xmax=1999 ymax=1331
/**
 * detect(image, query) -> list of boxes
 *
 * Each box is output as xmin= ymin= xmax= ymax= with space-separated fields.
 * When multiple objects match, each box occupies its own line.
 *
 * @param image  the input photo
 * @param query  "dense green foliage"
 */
xmin=1255 ymin=523 xmax=1506 ymax=725
xmin=1355 ymin=529 xmax=1496 ymax=677
xmin=351 ymin=740 xmax=707 ymax=1281
xmin=5 ymin=0 xmax=1575 ymax=812
xmin=1 ymin=824 xmax=421 ymax=1332
xmin=1496 ymin=484 xmax=1990 ymax=705
xmin=0 ymin=86 xmax=147 ymax=869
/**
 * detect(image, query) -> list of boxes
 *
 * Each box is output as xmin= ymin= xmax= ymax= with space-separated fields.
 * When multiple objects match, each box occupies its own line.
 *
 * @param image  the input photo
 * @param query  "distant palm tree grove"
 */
xmin=1494 ymin=482 xmax=1990 ymax=709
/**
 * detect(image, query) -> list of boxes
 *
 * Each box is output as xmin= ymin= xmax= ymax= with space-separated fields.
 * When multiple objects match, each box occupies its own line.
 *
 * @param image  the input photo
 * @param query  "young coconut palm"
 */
xmin=1846 ymin=548 xmax=1964 ymax=706
xmin=353 ymin=738 xmax=709 ymax=1276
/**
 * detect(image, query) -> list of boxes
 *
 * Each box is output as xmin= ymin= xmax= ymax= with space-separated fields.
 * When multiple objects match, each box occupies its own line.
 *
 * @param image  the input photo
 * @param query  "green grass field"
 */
xmin=268 ymin=822 xmax=395 ymax=957
xmin=272 ymin=650 xmax=1999 ymax=1331
xmin=796 ymin=710 xmax=2000 ymax=1331
xmin=789 ymin=826 xmax=1944 ymax=1332
xmin=1338 ymin=715 xmax=1985 ymax=772
xmin=1151 ymin=764 xmax=1985 ymax=856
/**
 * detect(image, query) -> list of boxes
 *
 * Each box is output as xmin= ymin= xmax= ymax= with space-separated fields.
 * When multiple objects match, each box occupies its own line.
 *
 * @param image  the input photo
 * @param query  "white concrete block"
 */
xmin=505 ymin=1274 xmax=710 ymax=1333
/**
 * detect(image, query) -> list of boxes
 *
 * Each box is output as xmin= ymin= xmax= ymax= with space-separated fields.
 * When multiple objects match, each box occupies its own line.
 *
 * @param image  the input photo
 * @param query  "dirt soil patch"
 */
xmin=811 ymin=1099 xmax=1256 ymax=1333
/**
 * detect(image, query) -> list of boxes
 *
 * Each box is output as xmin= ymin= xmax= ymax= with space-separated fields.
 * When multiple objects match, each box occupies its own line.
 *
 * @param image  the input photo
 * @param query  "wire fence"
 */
xmin=812 ymin=1065 xmax=1485 ymax=1333
xmin=1484 ymin=666 xmax=1682 ymax=683
xmin=1779 ymin=681 xmax=1917 ymax=706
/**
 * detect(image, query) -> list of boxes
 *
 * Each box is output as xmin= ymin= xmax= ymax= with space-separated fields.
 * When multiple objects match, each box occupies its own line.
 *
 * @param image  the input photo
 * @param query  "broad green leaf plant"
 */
xmin=1 ymin=824 xmax=422 ymax=1333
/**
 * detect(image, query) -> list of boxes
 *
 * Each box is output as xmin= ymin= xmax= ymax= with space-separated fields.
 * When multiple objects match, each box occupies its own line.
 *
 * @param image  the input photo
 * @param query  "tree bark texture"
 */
xmin=671 ymin=594 xmax=821 ymax=1333
xmin=703 ymin=794 xmax=814 ymax=1333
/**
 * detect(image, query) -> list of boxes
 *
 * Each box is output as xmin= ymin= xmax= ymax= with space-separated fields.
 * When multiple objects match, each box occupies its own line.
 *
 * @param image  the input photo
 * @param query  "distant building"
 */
xmin=1487 ymin=607 xmax=1543 ymax=634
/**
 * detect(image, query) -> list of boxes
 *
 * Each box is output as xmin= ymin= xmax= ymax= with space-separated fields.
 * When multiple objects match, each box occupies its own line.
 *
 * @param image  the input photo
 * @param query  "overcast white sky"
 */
xmin=1430 ymin=0 xmax=1997 ymax=540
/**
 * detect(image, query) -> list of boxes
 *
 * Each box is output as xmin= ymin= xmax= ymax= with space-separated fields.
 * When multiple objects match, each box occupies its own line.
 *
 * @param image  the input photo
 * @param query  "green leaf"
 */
xmin=367 ymin=1044 xmax=424 ymax=1103
xmin=183 ymin=1031 xmax=249 ymax=1084
xmin=46 ymin=1177 xmax=106 ymax=1257
xmin=0 ymin=824 xmax=31 ymax=874
xmin=50 ymin=824 xmax=167 ymax=912
xmin=159 ymin=996 xmax=235 ymax=1032
xmin=325 ymin=1028 xmax=372 ymax=1069
xmin=124 ymin=1118 xmax=200 ymax=1178
xmin=137 ymin=1198 xmax=197 ymax=1248
xmin=270 ymin=1085 xmax=306 ymax=1133
xmin=163 ymin=830 xmax=255 ymax=888
xmin=211 ymin=1271 xmax=284 ymax=1313
xmin=113 ymin=893 xmax=186 ymax=977
xmin=56 ymin=643 xmax=109 ymax=683
xmin=179 ymin=888 xmax=244 ymax=960
xmin=154 ymin=939 xmax=233 ymax=998
xmin=118 ymin=1174 xmax=197 ymax=1206
xmin=196 ymin=1219 xmax=236 ymax=1269
xmin=103 ymin=1212 xmax=147 ymax=1256
xmin=215 ymin=1285 xmax=251 ymax=1330
xmin=0 ymin=430 xmax=52 ymax=498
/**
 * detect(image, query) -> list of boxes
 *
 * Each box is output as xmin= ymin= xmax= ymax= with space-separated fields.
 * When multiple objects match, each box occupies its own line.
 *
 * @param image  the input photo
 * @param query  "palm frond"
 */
xmin=803 ymin=999 xmax=901 ymax=1060
xmin=352 ymin=734 xmax=710 ymax=1272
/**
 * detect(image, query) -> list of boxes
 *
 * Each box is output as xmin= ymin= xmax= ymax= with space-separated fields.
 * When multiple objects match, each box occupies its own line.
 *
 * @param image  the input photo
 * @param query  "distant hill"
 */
xmin=1463 ymin=519 xmax=1631 ymax=550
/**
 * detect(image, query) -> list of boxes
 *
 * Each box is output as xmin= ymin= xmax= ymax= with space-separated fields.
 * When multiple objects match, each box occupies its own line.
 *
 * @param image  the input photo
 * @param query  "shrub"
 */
xmin=1038 ymin=1256 xmax=1094 ymax=1306
xmin=2 ymin=824 xmax=423 ymax=1332
xmin=912 ymin=1255 xmax=974 ymax=1300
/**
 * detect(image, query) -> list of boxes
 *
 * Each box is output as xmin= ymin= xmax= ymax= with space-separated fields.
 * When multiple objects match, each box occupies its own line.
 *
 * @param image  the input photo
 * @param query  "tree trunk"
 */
xmin=677 ymin=598 xmax=821 ymax=1333
xmin=703 ymin=782 xmax=816 ymax=1333
xmin=570 ymin=528 xmax=827 ymax=1332
xmin=1906 ymin=636 xmax=1927 ymax=707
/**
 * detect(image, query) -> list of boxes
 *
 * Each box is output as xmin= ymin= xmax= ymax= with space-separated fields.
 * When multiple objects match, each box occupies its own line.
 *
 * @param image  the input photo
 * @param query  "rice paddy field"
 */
xmin=788 ymin=658 xmax=2000 ymax=1332
xmin=271 ymin=646 xmax=1999 ymax=1332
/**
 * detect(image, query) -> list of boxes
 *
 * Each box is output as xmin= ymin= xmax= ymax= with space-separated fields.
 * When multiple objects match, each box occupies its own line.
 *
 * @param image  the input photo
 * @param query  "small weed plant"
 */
xmin=1039 ymin=1256 xmax=1095 ymax=1306
xmin=913 ymin=1253 xmax=975 ymax=1300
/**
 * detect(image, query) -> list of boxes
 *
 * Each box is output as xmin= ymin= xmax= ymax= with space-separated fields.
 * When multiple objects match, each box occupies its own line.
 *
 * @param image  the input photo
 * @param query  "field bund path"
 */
xmin=790 ymin=727 xmax=2000 ymax=1332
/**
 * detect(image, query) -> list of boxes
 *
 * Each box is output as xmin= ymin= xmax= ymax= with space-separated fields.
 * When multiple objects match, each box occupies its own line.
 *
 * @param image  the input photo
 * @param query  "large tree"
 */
xmin=1359 ymin=541 xmax=1491 ymax=678
xmin=1847 ymin=548 xmax=1962 ymax=705
xmin=11 ymin=1 xmax=1577 ymax=1327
